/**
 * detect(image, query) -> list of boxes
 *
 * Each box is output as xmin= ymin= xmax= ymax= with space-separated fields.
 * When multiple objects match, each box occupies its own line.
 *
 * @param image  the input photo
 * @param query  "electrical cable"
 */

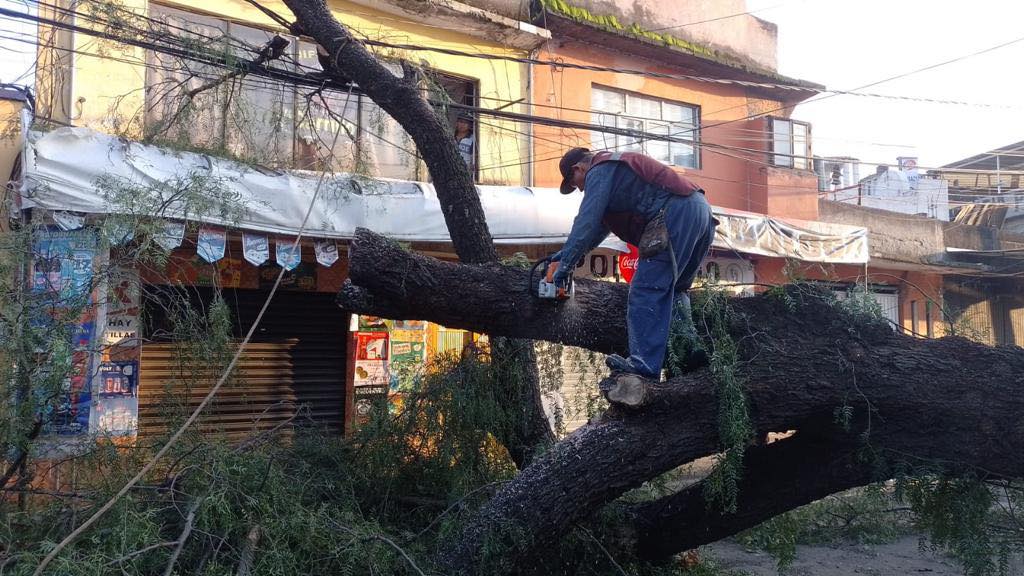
xmin=11 ymin=8 xmax=1024 ymax=188
xmin=21 ymin=0 xmax=1024 ymax=111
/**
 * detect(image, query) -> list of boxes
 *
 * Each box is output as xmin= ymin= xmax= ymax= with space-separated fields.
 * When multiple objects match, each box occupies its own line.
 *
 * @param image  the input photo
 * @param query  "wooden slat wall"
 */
xmin=139 ymin=288 xmax=348 ymax=439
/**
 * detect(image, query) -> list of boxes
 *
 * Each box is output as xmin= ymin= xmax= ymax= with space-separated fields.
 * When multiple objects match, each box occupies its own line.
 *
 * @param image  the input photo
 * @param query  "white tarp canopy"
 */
xmin=19 ymin=127 xmax=868 ymax=264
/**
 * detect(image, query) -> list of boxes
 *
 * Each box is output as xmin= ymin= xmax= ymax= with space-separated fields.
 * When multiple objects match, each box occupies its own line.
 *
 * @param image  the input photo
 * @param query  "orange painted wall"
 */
xmin=531 ymin=42 xmax=819 ymax=219
xmin=755 ymin=258 xmax=945 ymax=338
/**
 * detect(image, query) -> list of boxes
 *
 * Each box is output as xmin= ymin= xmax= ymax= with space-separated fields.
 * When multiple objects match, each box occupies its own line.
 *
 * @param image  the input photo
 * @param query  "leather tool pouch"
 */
xmin=638 ymin=209 xmax=669 ymax=258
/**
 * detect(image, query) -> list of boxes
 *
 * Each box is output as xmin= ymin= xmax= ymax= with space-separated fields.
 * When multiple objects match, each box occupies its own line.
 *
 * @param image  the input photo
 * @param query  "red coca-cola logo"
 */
xmin=618 ymin=244 xmax=639 ymax=283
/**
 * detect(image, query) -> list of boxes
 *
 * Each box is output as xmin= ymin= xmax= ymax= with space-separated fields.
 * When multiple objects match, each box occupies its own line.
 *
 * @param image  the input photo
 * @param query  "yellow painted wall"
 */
xmin=61 ymin=0 xmax=529 ymax=185
xmin=0 ymin=97 xmax=26 ymax=229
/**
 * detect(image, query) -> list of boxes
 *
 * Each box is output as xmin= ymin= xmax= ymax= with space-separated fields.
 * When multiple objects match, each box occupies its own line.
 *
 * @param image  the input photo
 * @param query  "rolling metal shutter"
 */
xmin=139 ymin=288 xmax=348 ymax=439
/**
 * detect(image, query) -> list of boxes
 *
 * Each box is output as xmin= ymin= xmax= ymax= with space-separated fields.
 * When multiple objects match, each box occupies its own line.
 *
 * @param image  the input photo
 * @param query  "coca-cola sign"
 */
xmin=618 ymin=244 xmax=639 ymax=283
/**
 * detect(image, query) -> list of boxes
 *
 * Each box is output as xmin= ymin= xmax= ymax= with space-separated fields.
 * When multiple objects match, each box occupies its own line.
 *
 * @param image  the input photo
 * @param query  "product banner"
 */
xmin=104 ymin=267 xmax=140 ymax=347
xmin=154 ymin=221 xmax=185 ymax=251
xmin=242 ymin=232 xmax=269 ymax=266
xmin=314 ymin=239 xmax=339 ymax=267
xmin=276 ymin=239 xmax=301 ymax=271
xmin=197 ymin=227 xmax=226 ymax=263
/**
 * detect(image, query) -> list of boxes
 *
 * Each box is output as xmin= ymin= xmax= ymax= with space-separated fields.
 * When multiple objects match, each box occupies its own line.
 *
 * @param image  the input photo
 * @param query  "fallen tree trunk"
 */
xmin=338 ymin=229 xmax=1024 ymax=574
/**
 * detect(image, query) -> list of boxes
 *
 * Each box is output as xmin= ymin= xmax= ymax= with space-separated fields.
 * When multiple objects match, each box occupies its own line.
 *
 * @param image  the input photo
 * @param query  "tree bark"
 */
xmin=335 ymin=228 xmax=1024 ymax=574
xmin=283 ymin=1 xmax=554 ymax=466
xmin=624 ymin=427 xmax=873 ymax=561
xmin=338 ymin=229 xmax=629 ymax=354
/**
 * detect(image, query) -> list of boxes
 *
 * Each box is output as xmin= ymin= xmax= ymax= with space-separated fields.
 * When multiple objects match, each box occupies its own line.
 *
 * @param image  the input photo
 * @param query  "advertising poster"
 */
xmin=93 ymin=362 xmax=138 ymax=437
xmin=353 ymin=384 xmax=388 ymax=425
xmin=389 ymin=334 xmax=425 ymax=394
xmin=358 ymin=315 xmax=389 ymax=331
xmin=31 ymin=228 xmax=99 ymax=437
xmin=32 ymin=228 xmax=96 ymax=299
xmin=258 ymin=261 xmax=317 ymax=291
xmin=354 ymin=331 xmax=389 ymax=393
xmin=391 ymin=320 xmax=425 ymax=330
xmin=94 ymin=397 xmax=139 ymax=436
xmin=169 ymin=256 xmax=255 ymax=289
xmin=72 ymin=315 xmax=96 ymax=351
xmin=50 ymin=351 xmax=92 ymax=436
xmin=104 ymin=268 xmax=140 ymax=347
xmin=98 ymin=361 xmax=137 ymax=397
xmin=356 ymin=332 xmax=389 ymax=361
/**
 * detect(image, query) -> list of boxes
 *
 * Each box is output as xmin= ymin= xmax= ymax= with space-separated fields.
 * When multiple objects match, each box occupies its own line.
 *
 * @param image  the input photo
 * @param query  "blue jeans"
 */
xmin=626 ymin=193 xmax=716 ymax=377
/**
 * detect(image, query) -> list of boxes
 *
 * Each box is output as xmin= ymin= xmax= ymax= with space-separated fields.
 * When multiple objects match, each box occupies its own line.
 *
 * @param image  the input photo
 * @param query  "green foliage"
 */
xmin=903 ymin=476 xmax=1021 ymax=576
xmin=737 ymin=485 xmax=914 ymax=569
xmin=686 ymin=289 xmax=753 ymax=513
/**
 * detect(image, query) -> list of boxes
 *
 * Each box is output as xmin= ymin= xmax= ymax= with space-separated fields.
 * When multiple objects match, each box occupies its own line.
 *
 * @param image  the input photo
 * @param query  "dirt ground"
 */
xmin=708 ymin=536 xmax=1024 ymax=576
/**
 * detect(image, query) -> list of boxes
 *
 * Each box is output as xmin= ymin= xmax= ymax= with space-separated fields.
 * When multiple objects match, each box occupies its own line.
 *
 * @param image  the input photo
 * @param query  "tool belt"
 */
xmin=638 ymin=208 xmax=669 ymax=258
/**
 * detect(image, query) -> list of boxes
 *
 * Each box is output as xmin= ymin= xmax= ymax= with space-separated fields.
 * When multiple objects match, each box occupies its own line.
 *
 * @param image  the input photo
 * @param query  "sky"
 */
xmin=1 ymin=0 xmax=1023 ymax=171
xmin=746 ymin=0 xmax=1024 ymax=170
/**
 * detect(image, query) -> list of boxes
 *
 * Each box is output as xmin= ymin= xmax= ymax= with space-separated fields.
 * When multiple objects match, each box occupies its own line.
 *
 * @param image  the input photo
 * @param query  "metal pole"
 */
xmin=997 ymin=152 xmax=1002 ymax=195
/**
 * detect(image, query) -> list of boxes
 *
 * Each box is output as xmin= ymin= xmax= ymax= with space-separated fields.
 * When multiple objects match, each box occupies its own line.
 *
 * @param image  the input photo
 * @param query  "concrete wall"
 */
xmin=818 ymin=200 xmax=946 ymax=265
xmin=550 ymin=0 xmax=779 ymax=71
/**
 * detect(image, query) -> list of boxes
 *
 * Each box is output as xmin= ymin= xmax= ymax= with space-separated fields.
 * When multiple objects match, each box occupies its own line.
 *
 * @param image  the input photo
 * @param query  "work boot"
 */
xmin=605 ymin=353 xmax=642 ymax=375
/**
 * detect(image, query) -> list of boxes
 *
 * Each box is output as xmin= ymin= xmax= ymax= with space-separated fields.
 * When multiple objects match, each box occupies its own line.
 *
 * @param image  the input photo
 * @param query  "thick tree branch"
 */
xmin=625 ymin=428 xmax=874 ymax=561
xmin=332 ymin=229 xmax=1024 ymax=574
xmin=337 ymin=229 xmax=629 ymax=354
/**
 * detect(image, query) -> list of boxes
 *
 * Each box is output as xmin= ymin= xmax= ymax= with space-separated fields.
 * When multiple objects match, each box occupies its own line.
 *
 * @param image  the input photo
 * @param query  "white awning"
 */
xmin=19 ymin=127 xmax=868 ymax=264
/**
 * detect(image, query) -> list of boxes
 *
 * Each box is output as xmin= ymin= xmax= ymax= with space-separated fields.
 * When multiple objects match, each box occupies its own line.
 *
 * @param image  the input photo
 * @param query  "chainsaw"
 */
xmin=529 ymin=257 xmax=574 ymax=301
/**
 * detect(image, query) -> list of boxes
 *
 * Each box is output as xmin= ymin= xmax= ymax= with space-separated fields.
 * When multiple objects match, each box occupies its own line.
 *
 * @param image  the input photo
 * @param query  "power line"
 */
xmin=23 ymin=0 xmax=1024 ymax=111
xmin=11 ymin=6 xmax=1024 ymax=178
xmin=693 ymin=31 xmax=1024 ymax=135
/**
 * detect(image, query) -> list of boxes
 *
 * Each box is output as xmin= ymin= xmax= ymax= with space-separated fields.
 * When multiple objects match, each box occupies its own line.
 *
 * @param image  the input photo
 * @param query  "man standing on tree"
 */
xmin=551 ymin=147 xmax=717 ymax=378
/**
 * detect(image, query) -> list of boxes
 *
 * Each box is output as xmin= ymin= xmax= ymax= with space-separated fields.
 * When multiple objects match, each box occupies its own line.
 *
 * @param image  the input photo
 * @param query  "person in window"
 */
xmin=551 ymin=147 xmax=717 ymax=379
xmin=453 ymin=112 xmax=476 ymax=174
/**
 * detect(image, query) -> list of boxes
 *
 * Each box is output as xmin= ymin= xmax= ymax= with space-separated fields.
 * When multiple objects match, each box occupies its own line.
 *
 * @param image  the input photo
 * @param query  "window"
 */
xmin=144 ymin=5 xmax=477 ymax=181
xmin=591 ymin=86 xmax=699 ymax=169
xmin=770 ymin=118 xmax=811 ymax=170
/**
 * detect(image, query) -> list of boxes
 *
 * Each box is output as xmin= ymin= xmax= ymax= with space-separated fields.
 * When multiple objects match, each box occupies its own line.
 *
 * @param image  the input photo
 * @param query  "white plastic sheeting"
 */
xmin=20 ymin=127 xmax=868 ymax=263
